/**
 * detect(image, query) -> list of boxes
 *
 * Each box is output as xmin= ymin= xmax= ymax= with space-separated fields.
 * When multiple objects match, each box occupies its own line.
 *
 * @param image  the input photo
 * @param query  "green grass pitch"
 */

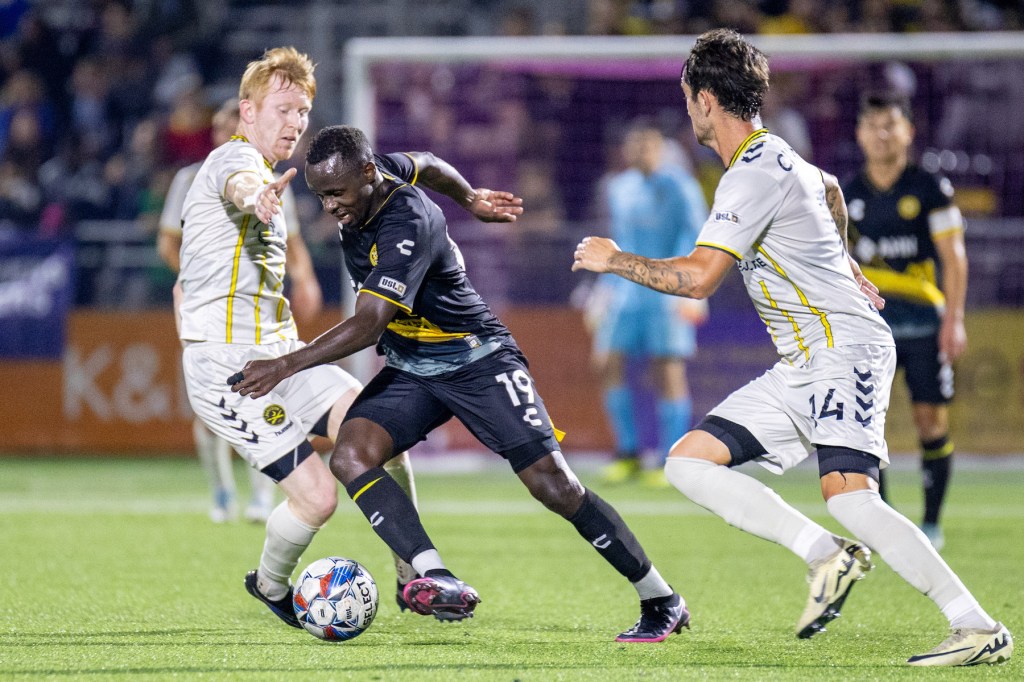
xmin=0 ymin=456 xmax=1020 ymax=681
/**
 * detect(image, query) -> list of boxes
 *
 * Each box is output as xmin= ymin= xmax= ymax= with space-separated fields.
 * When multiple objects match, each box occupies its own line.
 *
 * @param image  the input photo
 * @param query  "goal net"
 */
xmin=343 ymin=34 xmax=1024 ymax=453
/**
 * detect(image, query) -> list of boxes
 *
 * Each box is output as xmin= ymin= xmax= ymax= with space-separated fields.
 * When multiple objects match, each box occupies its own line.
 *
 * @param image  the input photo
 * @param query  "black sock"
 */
xmin=876 ymin=467 xmax=889 ymax=503
xmin=568 ymin=489 xmax=651 ymax=582
xmin=921 ymin=436 xmax=953 ymax=525
xmin=345 ymin=467 xmax=434 ymax=563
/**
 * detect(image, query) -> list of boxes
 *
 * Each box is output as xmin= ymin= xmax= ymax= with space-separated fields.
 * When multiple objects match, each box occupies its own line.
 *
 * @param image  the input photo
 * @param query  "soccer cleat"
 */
xmin=640 ymin=468 xmax=671 ymax=489
xmin=401 ymin=571 xmax=480 ymax=622
xmin=244 ymin=570 xmax=301 ymax=628
xmin=616 ymin=592 xmax=690 ymax=643
xmin=796 ymin=539 xmax=873 ymax=639
xmin=601 ymin=457 xmax=642 ymax=484
xmin=921 ymin=522 xmax=945 ymax=551
xmin=908 ymin=623 xmax=1013 ymax=666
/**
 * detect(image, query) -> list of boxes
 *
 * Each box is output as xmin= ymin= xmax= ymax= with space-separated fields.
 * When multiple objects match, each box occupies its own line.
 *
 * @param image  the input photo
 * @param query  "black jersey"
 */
xmin=844 ymin=164 xmax=956 ymax=339
xmin=339 ymin=153 xmax=515 ymax=375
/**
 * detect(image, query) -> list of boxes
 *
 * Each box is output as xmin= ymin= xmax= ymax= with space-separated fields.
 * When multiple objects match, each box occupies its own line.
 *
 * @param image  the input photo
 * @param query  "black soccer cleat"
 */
xmin=616 ymin=592 xmax=690 ymax=643
xmin=244 ymin=570 xmax=301 ymax=628
xmin=401 ymin=570 xmax=480 ymax=622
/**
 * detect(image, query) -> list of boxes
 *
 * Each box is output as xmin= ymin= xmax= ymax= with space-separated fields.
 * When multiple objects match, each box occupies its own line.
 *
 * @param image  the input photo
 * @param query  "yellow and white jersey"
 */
xmin=697 ymin=130 xmax=893 ymax=365
xmin=179 ymin=139 xmax=298 ymax=345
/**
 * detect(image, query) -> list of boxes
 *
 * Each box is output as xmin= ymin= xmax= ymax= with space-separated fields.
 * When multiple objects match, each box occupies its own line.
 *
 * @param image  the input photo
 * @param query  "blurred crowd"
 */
xmin=1 ymin=0 xmax=1020 ymax=240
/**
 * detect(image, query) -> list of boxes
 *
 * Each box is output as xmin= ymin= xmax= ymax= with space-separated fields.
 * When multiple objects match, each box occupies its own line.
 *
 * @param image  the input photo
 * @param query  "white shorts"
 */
xmin=182 ymin=340 xmax=361 ymax=470
xmin=707 ymin=345 xmax=895 ymax=474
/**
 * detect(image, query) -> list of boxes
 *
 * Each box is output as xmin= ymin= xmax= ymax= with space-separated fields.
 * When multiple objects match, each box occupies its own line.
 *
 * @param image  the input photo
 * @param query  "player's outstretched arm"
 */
xmin=229 ymin=293 xmax=398 ymax=398
xmin=225 ymin=168 xmax=297 ymax=224
xmin=572 ymin=237 xmax=733 ymax=299
xmin=405 ymin=151 xmax=523 ymax=223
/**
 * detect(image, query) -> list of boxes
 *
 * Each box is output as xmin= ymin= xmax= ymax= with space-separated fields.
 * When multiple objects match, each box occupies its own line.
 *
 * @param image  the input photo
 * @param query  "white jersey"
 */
xmin=161 ymin=161 xmax=301 ymax=237
xmin=179 ymin=138 xmax=299 ymax=345
xmin=696 ymin=130 xmax=893 ymax=364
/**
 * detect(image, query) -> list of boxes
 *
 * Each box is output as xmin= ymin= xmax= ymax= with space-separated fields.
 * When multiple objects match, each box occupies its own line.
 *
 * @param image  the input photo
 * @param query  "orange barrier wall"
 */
xmin=2 ymin=308 xmax=1022 ymax=455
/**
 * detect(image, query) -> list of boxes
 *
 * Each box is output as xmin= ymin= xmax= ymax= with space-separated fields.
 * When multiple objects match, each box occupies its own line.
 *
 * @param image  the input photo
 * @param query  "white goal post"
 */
xmin=344 ymin=32 xmax=1024 ymax=142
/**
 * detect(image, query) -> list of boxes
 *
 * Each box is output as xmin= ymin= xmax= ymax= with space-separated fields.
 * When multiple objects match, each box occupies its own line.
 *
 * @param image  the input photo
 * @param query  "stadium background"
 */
xmin=1 ymin=0 xmax=1023 ymax=458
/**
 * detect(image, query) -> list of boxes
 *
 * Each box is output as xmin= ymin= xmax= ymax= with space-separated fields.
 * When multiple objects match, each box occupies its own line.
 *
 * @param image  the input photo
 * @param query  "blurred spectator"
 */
xmin=162 ymin=85 xmax=212 ymax=165
xmin=0 ymin=69 xmax=54 ymax=159
xmin=38 ymin=133 xmax=111 ymax=223
xmin=69 ymin=57 xmax=120 ymax=159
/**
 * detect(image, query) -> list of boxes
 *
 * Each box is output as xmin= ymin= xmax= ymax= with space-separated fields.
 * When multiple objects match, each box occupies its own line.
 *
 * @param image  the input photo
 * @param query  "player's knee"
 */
xmin=522 ymin=462 xmax=585 ymax=517
xmin=289 ymin=473 xmax=338 ymax=525
xmin=664 ymin=455 xmax=718 ymax=496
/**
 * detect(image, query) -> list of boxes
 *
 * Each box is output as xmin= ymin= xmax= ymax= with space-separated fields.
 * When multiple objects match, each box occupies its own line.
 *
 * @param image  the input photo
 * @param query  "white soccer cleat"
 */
xmin=908 ymin=623 xmax=1013 ymax=666
xmin=796 ymin=539 xmax=873 ymax=638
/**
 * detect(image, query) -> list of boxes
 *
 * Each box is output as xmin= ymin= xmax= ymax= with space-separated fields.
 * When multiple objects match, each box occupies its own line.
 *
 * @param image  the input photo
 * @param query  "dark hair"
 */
xmin=305 ymin=125 xmax=373 ymax=174
xmin=681 ymin=28 xmax=769 ymax=122
xmin=858 ymin=91 xmax=913 ymax=123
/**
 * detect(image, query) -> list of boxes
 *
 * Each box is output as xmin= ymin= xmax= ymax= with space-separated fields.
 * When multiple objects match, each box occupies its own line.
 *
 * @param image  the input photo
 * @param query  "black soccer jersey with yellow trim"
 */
xmin=339 ymin=153 xmax=515 ymax=375
xmin=844 ymin=164 xmax=956 ymax=339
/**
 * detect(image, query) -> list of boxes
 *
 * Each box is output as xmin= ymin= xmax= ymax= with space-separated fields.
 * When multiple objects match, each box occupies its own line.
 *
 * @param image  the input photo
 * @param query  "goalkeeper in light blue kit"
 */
xmin=593 ymin=121 xmax=708 ymax=486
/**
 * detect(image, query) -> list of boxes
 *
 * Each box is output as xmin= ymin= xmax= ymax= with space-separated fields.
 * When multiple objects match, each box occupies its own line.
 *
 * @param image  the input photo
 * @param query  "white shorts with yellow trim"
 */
xmin=708 ymin=344 xmax=895 ymax=474
xmin=182 ymin=340 xmax=361 ymax=470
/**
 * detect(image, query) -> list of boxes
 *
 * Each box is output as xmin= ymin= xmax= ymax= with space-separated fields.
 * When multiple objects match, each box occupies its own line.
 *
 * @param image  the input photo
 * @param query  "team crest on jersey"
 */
xmin=898 ymin=195 xmax=921 ymax=220
xmin=263 ymin=404 xmax=286 ymax=426
xmin=369 ymin=243 xmax=378 ymax=266
xmin=378 ymin=276 xmax=407 ymax=297
xmin=713 ymin=210 xmax=740 ymax=225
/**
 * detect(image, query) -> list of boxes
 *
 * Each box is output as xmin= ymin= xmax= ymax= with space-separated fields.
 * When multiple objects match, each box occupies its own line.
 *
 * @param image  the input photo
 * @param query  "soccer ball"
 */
xmin=293 ymin=557 xmax=378 ymax=641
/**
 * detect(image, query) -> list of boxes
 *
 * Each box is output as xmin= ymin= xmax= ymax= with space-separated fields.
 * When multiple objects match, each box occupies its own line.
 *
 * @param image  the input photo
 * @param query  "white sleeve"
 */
xmin=211 ymin=146 xmax=265 ymax=200
xmin=928 ymin=205 xmax=964 ymax=238
xmin=159 ymin=167 xmax=197 ymax=233
xmin=696 ymin=165 xmax=783 ymax=260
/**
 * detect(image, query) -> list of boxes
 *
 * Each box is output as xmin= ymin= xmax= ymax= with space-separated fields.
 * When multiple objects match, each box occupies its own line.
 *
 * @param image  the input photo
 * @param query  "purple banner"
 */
xmin=0 ymin=237 xmax=74 ymax=359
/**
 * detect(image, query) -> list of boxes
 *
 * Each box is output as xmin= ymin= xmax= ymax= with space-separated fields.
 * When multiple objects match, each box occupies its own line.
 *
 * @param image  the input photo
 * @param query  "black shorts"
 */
xmin=896 ymin=335 xmax=954 ymax=404
xmin=344 ymin=348 xmax=560 ymax=473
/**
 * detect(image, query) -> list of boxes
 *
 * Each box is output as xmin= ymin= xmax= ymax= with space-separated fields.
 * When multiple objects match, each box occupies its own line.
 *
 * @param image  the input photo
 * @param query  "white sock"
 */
xmin=665 ymin=458 xmax=838 ymax=565
xmin=826 ymin=489 xmax=997 ymax=631
xmin=411 ymin=550 xmax=445 ymax=577
xmin=257 ymin=501 xmax=319 ymax=600
xmin=384 ymin=453 xmax=419 ymax=583
xmin=193 ymin=420 xmax=235 ymax=503
xmin=631 ymin=565 xmax=674 ymax=601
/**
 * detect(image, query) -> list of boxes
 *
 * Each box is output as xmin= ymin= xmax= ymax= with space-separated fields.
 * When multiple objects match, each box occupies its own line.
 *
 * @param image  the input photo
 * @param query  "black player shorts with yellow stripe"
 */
xmin=344 ymin=347 xmax=560 ymax=472
xmin=896 ymin=334 xmax=954 ymax=404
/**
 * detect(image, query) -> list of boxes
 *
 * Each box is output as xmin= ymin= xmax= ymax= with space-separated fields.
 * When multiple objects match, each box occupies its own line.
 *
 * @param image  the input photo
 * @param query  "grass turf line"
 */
xmin=0 ymin=457 xmax=1020 ymax=681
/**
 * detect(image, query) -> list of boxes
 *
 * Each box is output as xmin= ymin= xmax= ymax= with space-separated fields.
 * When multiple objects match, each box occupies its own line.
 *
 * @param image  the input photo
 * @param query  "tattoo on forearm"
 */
xmin=607 ymin=252 xmax=697 ymax=296
xmin=824 ymin=182 xmax=849 ymax=247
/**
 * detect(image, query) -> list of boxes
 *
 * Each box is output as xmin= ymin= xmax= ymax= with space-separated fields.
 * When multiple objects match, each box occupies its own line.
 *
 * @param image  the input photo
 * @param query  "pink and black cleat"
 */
xmin=401 ymin=570 xmax=480 ymax=622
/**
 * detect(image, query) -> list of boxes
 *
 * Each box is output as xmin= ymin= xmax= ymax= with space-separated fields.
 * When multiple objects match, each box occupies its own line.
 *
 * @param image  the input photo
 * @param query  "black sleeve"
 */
xmin=375 ymin=153 xmax=419 ymax=186
xmin=922 ymin=171 xmax=955 ymax=213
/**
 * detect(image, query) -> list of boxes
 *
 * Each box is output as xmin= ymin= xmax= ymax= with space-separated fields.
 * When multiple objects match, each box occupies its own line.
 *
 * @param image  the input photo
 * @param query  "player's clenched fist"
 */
xmin=572 ymin=236 xmax=621 ymax=273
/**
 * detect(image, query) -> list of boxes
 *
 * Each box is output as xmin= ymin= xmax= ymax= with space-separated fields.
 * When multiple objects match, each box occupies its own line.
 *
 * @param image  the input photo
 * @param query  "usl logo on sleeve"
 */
xmin=713 ymin=211 xmax=740 ymax=225
xmin=379 ymin=276 xmax=407 ymax=296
